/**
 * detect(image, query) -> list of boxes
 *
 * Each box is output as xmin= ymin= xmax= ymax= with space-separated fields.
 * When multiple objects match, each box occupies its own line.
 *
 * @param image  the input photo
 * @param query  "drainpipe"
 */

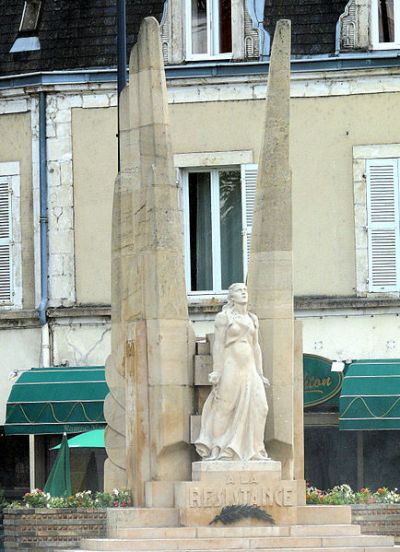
xmin=31 ymin=92 xmax=49 ymax=491
xmin=38 ymin=91 xmax=48 ymax=330
xmin=117 ymin=0 xmax=127 ymax=171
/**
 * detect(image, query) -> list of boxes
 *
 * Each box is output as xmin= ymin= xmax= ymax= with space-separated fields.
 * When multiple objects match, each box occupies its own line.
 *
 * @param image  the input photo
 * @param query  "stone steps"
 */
xmin=113 ymin=524 xmax=362 ymax=539
xmin=64 ymin=533 xmax=395 ymax=551
xmin=71 ymin=546 xmax=400 ymax=552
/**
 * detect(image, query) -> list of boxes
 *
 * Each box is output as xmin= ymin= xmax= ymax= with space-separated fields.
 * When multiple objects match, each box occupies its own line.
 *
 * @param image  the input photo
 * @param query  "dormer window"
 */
xmin=187 ymin=0 xmax=232 ymax=58
xmin=19 ymin=0 xmax=42 ymax=32
xmin=161 ymin=0 xmax=269 ymax=64
xmin=10 ymin=0 xmax=42 ymax=53
xmin=372 ymin=0 xmax=400 ymax=48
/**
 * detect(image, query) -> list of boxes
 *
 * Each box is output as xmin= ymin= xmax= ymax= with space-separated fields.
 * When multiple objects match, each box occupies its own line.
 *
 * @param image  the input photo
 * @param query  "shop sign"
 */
xmin=304 ymin=354 xmax=343 ymax=408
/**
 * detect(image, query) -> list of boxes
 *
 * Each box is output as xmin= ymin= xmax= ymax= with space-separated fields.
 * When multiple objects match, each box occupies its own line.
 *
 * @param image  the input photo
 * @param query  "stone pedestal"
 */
xmin=174 ymin=461 xmax=303 ymax=526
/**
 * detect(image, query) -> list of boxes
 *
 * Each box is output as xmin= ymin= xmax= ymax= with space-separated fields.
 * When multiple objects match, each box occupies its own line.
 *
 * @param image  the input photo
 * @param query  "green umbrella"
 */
xmin=44 ymin=433 xmax=72 ymax=497
xmin=51 ymin=429 xmax=105 ymax=450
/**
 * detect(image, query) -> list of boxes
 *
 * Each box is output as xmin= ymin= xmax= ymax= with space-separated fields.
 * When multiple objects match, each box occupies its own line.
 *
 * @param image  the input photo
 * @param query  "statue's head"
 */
xmin=223 ymin=283 xmax=248 ymax=310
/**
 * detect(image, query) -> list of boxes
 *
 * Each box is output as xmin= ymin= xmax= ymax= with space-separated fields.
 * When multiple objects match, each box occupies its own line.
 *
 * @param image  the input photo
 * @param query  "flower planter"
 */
xmin=3 ymin=507 xmax=106 ymax=551
xmin=352 ymin=504 xmax=400 ymax=543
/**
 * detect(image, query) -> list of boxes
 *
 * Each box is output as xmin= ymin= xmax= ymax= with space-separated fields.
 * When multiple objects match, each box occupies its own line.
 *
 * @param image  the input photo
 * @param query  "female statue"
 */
xmin=195 ymin=283 xmax=270 ymax=461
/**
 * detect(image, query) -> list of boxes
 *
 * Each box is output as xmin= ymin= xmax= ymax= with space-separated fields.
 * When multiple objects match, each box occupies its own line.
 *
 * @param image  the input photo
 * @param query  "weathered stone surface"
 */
xmin=247 ymin=20 xmax=297 ymax=481
xmin=104 ymin=17 xmax=195 ymax=503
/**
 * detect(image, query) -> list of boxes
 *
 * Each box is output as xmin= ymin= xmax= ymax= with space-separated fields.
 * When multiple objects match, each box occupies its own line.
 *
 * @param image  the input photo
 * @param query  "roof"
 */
xmin=264 ymin=0 xmax=349 ymax=56
xmin=0 ymin=0 xmax=165 ymax=76
xmin=0 ymin=0 xmax=350 ymax=77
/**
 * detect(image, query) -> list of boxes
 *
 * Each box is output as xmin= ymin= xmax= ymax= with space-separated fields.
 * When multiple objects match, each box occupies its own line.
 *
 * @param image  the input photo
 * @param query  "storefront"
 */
xmin=4 ymin=358 xmax=400 ymax=497
xmin=304 ymin=356 xmax=400 ymax=491
xmin=3 ymin=366 xmax=107 ymax=497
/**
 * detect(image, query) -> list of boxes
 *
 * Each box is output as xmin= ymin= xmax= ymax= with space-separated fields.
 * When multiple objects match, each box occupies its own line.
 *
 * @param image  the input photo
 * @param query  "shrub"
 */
xmin=12 ymin=488 xmax=132 ymax=509
xmin=306 ymin=484 xmax=400 ymax=505
xmin=23 ymin=489 xmax=50 ymax=508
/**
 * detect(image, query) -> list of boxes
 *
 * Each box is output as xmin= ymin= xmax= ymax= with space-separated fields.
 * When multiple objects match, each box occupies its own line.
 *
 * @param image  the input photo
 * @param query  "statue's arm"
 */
xmin=209 ymin=312 xmax=226 ymax=385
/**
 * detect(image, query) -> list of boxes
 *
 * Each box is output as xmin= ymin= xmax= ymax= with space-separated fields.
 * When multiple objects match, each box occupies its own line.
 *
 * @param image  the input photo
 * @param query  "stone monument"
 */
xmin=247 ymin=18 xmax=305 ymax=484
xmin=172 ymin=19 xmax=305 ymax=526
xmin=103 ymin=16 xmax=195 ymax=506
xmin=104 ymin=15 xmax=306 ymax=526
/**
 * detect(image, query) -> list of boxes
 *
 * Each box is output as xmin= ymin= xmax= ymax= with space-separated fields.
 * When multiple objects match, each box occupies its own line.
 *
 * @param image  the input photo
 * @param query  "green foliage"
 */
xmin=94 ymin=491 xmax=115 ymax=508
xmin=23 ymin=489 xmax=50 ymax=508
xmin=0 ymin=489 xmax=9 ymax=508
xmin=306 ymin=484 xmax=400 ymax=505
xmin=66 ymin=491 xmax=93 ymax=508
xmin=47 ymin=496 xmax=69 ymax=508
xmin=13 ymin=488 xmax=132 ymax=509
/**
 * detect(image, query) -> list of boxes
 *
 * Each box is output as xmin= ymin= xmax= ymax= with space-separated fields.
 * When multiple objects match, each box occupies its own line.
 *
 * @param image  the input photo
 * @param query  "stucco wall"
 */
xmin=0 ymin=112 xmax=34 ymax=308
xmin=0 ymin=328 xmax=41 ymax=425
xmin=70 ymin=91 xmax=400 ymax=301
xmin=72 ymin=107 xmax=117 ymax=305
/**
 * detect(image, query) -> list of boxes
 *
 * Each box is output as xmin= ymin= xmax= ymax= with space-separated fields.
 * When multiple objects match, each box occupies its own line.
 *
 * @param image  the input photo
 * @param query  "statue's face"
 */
xmin=230 ymin=284 xmax=248 ymax=304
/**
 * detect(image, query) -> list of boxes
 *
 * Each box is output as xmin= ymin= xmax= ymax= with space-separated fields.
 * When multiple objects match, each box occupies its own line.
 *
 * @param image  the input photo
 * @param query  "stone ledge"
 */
xmin=0 ymin=309 xmax=40 ymax=329
xmin=3 ymin=295 xmax=400 ymax=328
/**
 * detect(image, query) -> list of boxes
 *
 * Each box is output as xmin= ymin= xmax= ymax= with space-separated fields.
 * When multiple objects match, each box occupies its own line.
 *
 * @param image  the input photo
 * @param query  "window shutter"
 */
xmin=241 ymin=163 xmax=258 ymax=273
xmin=0 ymin=177 xmax=12 ymax=303
xmin=366 ymin=159 xmax=400 ymax=292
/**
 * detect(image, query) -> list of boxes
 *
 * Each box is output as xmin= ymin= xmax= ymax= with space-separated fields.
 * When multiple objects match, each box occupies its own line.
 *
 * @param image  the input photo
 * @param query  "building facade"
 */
xmin=1 ymin=0 xmax=400 ymax=497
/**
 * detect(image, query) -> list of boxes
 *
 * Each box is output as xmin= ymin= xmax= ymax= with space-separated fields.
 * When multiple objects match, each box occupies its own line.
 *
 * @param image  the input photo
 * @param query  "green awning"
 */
xmin=51 ymin=429 xmax=105 ymax=449
xmin=339 ymin=360 xmax=400 ymax=430
xmin=5 ymin=366 xmax=108 ymax=435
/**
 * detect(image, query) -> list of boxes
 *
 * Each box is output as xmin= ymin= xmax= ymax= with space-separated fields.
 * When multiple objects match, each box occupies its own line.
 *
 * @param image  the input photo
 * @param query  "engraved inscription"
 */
xmin=188 ymin=484 xmax=296 ymax=508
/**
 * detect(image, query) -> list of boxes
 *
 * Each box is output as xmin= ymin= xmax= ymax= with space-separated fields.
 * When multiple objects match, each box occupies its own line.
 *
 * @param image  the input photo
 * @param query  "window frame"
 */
xmin=353 ymin=145 xmax=400 ymax=296
xmin=184 ymin=0 xmax=233 ymax=61
xmin=182 ymin=165 xmax=245 ymax=295
xmin=371 ymin=0 xmax=400 ymax=50
xmin=0 ymin=162 xmax=22 ymax=309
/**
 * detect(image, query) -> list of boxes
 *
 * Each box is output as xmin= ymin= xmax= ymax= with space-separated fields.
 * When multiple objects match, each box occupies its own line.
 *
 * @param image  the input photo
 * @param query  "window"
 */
xmin=186 ymin=0 xmax=232 ymax=59
xmin=0 ymin=163 xmax=22 ymax=308
xmin=353 ymin=145 xmax=400 ymax=295
xmin=372 ymin=0 xmax=400 ymax=48
xmin=10 ymin=0 xmax=42 ymax=53
xmin=366 ymin=158 xmax=400 ymax=291
xmin=182 ymin=164 xmax=257 ymax=293
xmin=161 ymin=0 xmax=269 ymax=64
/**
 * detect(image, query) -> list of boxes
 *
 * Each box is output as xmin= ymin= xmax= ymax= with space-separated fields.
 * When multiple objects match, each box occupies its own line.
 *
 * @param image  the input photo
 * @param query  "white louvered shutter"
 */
xmin=366 ymin=159 xmax=400 ymax=292
xmin=0 ymin=176 xmax=12 ymax=303
xmin=241 ymin=163 xmax=258 ymax=273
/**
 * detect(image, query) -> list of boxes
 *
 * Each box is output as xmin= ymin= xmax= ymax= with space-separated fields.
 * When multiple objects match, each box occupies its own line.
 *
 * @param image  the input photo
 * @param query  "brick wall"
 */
xmin=352 ymin=504 xmax=400 ymax=543
xmin=3 ymin=508 xmax=106 ymax=551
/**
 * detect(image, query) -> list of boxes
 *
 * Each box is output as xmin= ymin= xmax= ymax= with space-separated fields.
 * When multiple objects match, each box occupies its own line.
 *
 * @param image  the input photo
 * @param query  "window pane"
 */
xmin=192 ymin=0 xmax=208 ymax=54
xmin=304 ymin=427 xmax=357 ymax=490
xmin=219 ymin=0 xmax=232 ymax=53
xmin=379 ymin=0 xmax=395 ymax=42
xmin=189 ymin=172 xmax=213 ymax=290
xmin=219 ymin=170 xmax=243 ymax=289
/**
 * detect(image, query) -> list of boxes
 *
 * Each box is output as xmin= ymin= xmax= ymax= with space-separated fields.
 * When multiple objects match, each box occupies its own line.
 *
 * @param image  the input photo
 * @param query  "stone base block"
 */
xmin=178 ymin=504 xmax=298 ymax=527
xmin=145 ymin=481 xmax=175 ymax=507
xmin=175 ymin=459 xmax=299 ymax=527
xmin=297 ymin=504 xmax=352 ymax=525
xmin=106 ymin=507 xmax=179 ymax=536
xmin=192 ymin=460 xmax=282 ymax=481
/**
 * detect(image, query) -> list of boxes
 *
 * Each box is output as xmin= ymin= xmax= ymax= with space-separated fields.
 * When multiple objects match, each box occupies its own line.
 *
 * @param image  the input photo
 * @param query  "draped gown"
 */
xmin=195 ymin=309 xmax=269 ymax=461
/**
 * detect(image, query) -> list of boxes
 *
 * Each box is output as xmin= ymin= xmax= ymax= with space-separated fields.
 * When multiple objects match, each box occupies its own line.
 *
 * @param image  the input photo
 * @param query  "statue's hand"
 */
xmin=209 ymin=371 xmax=221 ymax=385
xmin=262 ymin=376 xmax=270 ymax=387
